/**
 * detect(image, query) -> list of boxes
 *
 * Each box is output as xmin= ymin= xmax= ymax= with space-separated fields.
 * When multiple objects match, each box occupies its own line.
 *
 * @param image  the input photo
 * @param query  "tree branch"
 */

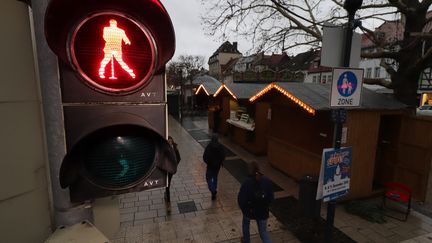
xmin=420 ymin=0 xmax=432 ymax=10
xmin=388 ymin=0 xmax=416 ymax=15
xmin=361 ymin=50 xmax=400 ymax=59
xmin=380 ymin=58 xmax=397 ymax=76
xmin=269 ymin=0 xmax=322 ymax=39
xmin=304 ymin=0 xmax=321 ymax=36
xmin=415 ymin=45 xmax=432 ymax=71
xmin=363 ymin=78 xmax=393 ymax=88
xmin=361 ymin=3 xmax=394 ymax=9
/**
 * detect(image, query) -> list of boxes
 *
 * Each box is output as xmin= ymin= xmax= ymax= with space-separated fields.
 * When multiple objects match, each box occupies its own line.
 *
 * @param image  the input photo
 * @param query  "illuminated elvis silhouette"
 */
xmin=98 ymin=19 xmax=136 ymax=79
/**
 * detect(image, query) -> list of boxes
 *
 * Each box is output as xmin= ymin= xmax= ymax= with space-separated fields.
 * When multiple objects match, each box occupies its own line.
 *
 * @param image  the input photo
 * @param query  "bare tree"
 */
xmin=166 ymin=55 xmax=205 ymax=87
xmin=202 ymin=0 xmax=432 ymax=106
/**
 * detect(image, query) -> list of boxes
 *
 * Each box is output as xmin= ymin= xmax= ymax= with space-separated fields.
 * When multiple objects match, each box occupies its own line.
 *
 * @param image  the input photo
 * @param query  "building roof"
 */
xmin=251 ymin=82 xmax=407 ymax=112
xmin=363 ymin=84 xmax=394 ymax=94
xmin=362 ymin=12 xmax=432 ymax=48
xmin=361 ymin=20 xmax=404 ymax=48
xmin=281 ymin=49 xmax=319 ymax=71
xmin=221 ymin=58 xmax=240 ymax=75
xmin=209 ymin=41 xmax=241 ymax=59
xmin=224 ymin=83 xmax=267 ymax=99
xmin=193 ymin=75 xmax=221 ymax=95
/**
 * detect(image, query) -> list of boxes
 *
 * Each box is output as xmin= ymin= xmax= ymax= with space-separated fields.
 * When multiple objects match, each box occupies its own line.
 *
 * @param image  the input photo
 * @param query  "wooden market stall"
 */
xmin=193 ymin=75 xmax=222 ymax=130
xmin=250 ymin=82 xmax=411 ymax=200
xmin=211 ymin=83 xmax=270 ymax=155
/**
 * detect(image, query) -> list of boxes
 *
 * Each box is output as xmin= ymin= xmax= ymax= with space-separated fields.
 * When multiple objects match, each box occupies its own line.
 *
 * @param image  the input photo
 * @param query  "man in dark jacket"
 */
xmin=203 ymin=134 xmax=225 ymax=200
xmin=238 ymin=162 xmax=274 ymax=243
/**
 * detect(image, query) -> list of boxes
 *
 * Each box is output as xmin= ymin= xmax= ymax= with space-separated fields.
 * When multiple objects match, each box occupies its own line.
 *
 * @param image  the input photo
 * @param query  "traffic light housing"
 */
xmin=45 ymin=0 xmax=176 ymax=202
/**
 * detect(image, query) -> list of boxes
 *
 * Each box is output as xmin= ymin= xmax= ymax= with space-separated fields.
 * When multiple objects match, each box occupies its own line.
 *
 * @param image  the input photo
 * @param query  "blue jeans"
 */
xmin=242 ymin=216 xmax=271 ymax=243
xmin=206 ymin=168 xmax=220 ymax=194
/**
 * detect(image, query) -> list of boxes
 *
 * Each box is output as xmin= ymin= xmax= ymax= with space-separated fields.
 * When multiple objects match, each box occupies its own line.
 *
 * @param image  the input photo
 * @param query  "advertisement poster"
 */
xmin=316 ymin=147 xmax=352 ymax=202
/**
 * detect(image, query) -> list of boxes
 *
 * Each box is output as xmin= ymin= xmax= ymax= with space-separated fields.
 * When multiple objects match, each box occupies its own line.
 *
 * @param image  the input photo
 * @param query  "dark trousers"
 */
xmin=206 ymin=167 xmax=220 ymax=194
xmin=165 ymin=173 xmax=174 ymax=202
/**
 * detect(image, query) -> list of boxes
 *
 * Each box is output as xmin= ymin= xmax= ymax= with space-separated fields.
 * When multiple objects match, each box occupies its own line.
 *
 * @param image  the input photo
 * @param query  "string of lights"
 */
xmin=213 ymin=84 xmax=238 ymax=100
xmin=195 ymin=84 xmax=209 ymax=96
xmin=249 ymin=83 xmax=316 ymax=115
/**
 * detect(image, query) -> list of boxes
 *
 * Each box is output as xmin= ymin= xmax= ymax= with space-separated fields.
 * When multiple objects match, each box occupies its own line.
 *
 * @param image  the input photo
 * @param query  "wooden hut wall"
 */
xmin=344 ymin=111 xmax=381 ymax=199
xmin=229 ymin=99 xmax=239 ymax=114
xmin=208 ymin=89 xmax=233 ymax=134
xmin=267 ymin=102 xmax=333 ymax=181
xmin=397 ymin=116 xmax=432 ymax=201
xmin=195 ymin=92 xmax=209 ymax=110
xmin=207 ymin=97 xmax=221 ymax=130
xmin=230 ymin=102 xmax=271 ymax=155
xmin=217 ymin=96 xmax=230 ymax=134
xmin=345 ymin=111 xmax=432 ymax=201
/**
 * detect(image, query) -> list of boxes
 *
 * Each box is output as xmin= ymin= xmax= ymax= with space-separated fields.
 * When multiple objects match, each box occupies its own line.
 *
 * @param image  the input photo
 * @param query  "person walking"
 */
xmin=203 ymin=134 xmax=225 ymax=200
xmin=238 ymin=162 xmax=274 ymax=243
xmin=165 ymin=136 xmax=180 ymax=212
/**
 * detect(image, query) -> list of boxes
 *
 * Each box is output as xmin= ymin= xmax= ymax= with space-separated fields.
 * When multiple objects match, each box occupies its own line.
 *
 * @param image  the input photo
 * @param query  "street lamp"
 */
xmin=325 ymin=1 xmax=362 ymax=243
xmin=344 ymin=0 xmax=363 ymax=17
xmin=343 ymin=0 xmax=363 ymax=67
xmin=177 ymin=65 xmax=188 ymax=121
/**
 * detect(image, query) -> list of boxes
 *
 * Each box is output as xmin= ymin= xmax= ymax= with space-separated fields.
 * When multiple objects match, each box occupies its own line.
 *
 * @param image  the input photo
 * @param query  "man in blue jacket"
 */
xmin=238 ymin=161 xmax=274 ymax=243
xmin=203 ymin=134 xmax=225 ymax=200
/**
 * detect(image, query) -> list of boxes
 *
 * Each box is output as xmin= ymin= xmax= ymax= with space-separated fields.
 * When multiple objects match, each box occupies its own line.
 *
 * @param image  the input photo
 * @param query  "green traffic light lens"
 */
xmin=81 ymin=126 xmax=156 ymax=189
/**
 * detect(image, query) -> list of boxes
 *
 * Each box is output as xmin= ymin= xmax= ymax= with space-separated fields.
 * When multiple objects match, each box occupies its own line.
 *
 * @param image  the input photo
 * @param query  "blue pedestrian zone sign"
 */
xmin=337 ymin=71 xmax=357 ymax=97
xmin=330 ymin=68 xmax=364 ymax=107
xmin=316 ymin=147 xmax=352 ymax=202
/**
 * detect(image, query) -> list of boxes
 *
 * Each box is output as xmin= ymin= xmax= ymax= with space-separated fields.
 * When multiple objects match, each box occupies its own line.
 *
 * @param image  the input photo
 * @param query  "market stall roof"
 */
xmin=250 ymin=82 xmax=407 ymax=115
xmin=214 ymin=83 xmax=267 ymax=100
xmin=194 ymin=75 xmax=221 ymax=96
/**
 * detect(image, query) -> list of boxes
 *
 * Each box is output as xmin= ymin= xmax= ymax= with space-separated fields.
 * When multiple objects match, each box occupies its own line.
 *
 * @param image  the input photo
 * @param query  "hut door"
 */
xmin=374 ymin=115 xmax=402 ymax=187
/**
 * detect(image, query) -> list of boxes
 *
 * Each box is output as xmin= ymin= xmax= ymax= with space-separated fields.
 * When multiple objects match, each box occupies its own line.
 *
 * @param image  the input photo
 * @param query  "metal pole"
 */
xmin=31 ymin=0 xmax=92 ymax=228
xmin=324 ymin=9 xmax=355 ymax=243
xmin=180 ymin=69 xmax=184 ymax=122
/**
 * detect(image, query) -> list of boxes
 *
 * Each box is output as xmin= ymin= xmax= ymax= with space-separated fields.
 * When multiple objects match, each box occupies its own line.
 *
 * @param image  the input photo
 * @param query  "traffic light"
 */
xmin=45 ymin=0 xmax=176 ymax=203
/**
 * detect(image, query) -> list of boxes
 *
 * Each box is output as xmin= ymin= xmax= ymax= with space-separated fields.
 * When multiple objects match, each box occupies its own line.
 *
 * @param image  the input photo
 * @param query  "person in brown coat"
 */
xmin=165 ymin=136 xmax=180 ymax=212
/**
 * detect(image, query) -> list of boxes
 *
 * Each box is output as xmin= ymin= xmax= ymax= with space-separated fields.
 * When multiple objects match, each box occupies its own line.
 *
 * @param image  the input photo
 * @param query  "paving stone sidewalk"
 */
xmin=111 ymin=116 xmax=432 ymax=243
xmin=110 ymin=116 xmax=298 ymax=243
xmin=180 ymin=116 xmax=432 ymax=243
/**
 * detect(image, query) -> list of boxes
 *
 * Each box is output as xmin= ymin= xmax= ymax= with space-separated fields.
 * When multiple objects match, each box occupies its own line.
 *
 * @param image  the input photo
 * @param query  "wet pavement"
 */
xmin=110 ymin=115 xmax=432 ymax=243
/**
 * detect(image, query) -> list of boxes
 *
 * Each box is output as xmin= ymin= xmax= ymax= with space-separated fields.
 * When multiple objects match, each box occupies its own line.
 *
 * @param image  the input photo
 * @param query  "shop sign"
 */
xmin=316 ymin=147 xmax=352 ymax=202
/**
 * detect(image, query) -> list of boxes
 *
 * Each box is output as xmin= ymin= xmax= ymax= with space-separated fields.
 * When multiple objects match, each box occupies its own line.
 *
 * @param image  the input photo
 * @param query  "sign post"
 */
xmin=324 ymin=1 xmax=362 ymax=242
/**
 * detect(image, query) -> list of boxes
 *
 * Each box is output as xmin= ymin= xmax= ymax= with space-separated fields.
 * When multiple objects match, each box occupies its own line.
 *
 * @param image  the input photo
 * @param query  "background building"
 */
xmin=208 ymin=41 xmax=242 ymax=79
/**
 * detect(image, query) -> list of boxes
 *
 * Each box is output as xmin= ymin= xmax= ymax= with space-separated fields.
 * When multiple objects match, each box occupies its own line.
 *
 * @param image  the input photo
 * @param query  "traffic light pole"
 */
xmin=324 ymin=4 xmax=358 ymax=243
xmin=31 ymin=0 xmax=92 ymax=227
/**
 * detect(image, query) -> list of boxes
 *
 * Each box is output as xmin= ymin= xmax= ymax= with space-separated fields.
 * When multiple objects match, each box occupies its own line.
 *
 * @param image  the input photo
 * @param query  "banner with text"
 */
xmin=316 ymin=147 xmax=352 ymax=202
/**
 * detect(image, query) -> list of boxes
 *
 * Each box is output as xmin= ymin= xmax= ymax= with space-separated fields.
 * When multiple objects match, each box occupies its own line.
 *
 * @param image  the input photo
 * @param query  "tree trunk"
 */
xmin=392 ymin=70 xmax=420 ymax=106
xmin=390 ymin=11 xmax=426 ymax=107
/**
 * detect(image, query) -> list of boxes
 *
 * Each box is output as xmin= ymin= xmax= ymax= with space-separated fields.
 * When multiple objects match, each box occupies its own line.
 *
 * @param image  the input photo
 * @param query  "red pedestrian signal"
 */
xmin=71 ymin=14 xmax=157 ymax=93
xmin=45 ymin=0 xmax=176 ymax=202
xmin=97 ymin=19 xmax=136 ymax=80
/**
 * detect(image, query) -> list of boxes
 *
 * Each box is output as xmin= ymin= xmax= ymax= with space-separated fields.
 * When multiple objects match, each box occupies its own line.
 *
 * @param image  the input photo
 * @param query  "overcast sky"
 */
xmin=161 ymin=0 xmax=251 ymax=67
xmin=160 ymin=0 xmax=396 ymax=68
